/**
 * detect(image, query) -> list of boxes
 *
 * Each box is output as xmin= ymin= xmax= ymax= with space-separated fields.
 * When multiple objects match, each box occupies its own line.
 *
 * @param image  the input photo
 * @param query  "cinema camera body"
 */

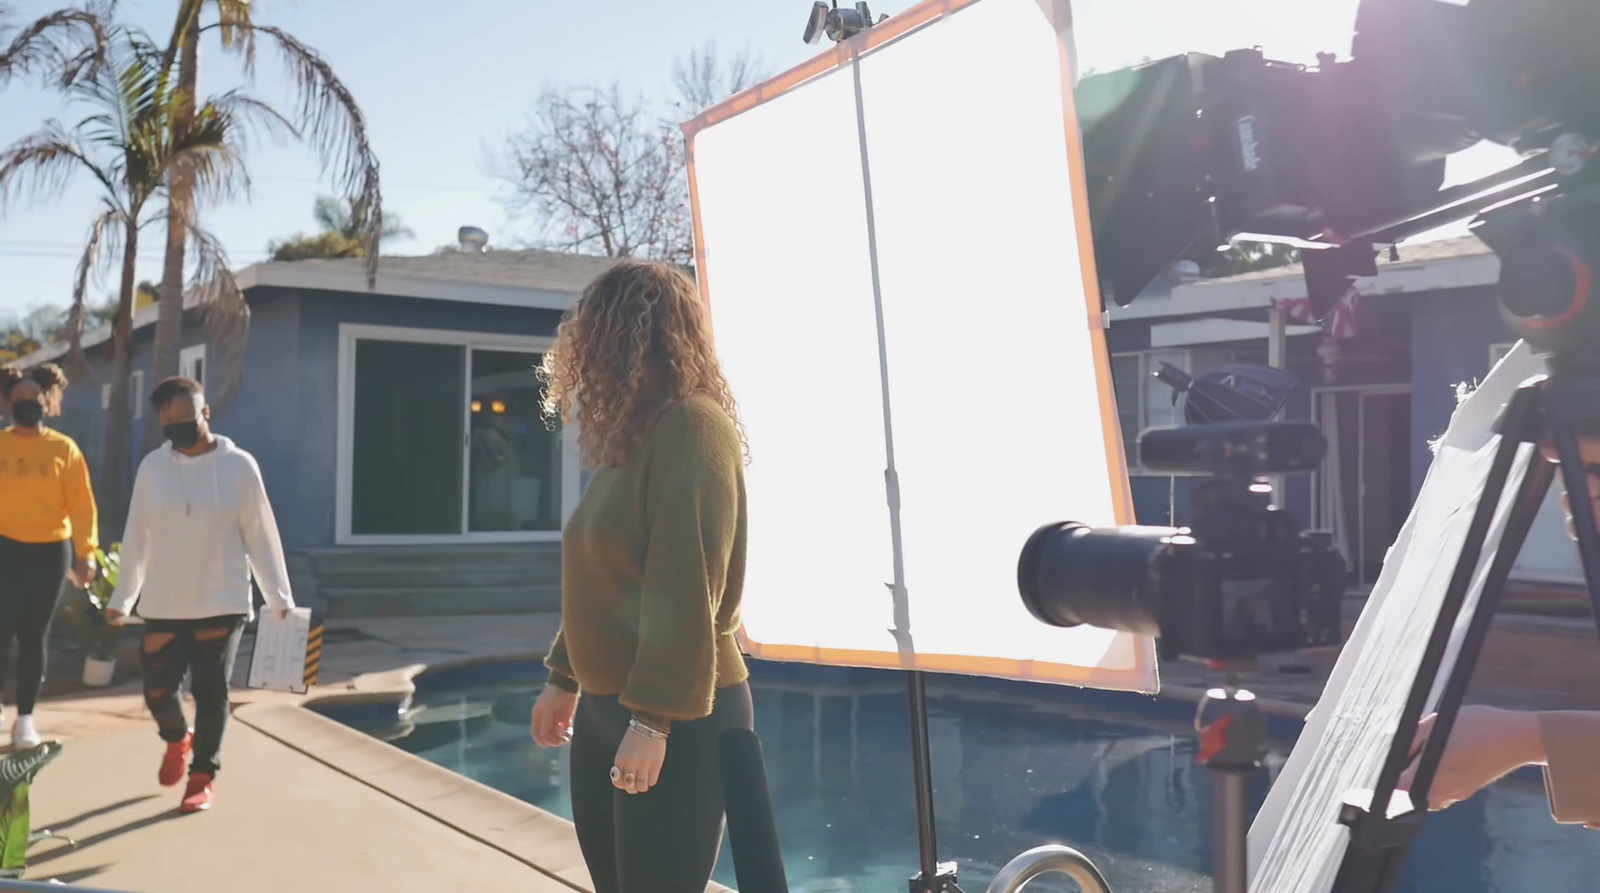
xmin=1018 ymin=421 xmax=1345 ymax=663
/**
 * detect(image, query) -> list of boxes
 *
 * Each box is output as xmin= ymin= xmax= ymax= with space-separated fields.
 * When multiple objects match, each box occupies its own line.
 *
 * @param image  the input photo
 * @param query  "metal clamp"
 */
xmin=984 ymin=845 xmax=1114 ymax=893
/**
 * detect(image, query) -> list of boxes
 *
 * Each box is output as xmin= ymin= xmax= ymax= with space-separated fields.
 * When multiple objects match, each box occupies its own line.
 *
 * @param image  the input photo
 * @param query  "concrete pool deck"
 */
xmin=20 ymin=613 xmax=598 ymax=892
xmin=20 ymin=608 xmax=1599 ymax=890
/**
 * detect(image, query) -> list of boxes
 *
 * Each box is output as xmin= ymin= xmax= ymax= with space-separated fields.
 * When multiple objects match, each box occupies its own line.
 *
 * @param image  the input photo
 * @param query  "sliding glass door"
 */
xmin=350 ymin=339 xmax=466 ymax=535
xmin=339 ymin=326 xmax=574 ymax=543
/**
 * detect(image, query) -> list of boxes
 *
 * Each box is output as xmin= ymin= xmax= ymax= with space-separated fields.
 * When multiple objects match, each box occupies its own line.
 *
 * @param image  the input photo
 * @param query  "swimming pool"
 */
xmin=316 ymin=660 xmax=1600 ymax=892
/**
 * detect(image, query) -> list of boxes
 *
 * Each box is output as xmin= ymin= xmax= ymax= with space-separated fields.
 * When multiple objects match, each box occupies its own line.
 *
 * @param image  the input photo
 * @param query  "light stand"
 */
xmin=907 ymin=671 xmax=963 ymax=893
xmin=1195 ymin=671 xmax=1264 ymax=893
xmin=1329 ymin=370 xmax=1600 ymax=893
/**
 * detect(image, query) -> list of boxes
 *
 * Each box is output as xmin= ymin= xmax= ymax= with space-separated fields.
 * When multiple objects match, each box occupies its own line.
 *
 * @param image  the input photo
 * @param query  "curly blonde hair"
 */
xmin=540 ymin=260 xmax=744 ymax=468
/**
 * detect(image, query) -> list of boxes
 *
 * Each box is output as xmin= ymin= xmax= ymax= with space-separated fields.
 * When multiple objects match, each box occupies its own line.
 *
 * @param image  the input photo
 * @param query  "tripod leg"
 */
xmin=1407 ymin=450 xmax=1554 ymax=802
xmin=1333 ymin=387 xmax=1543 ymax=893
xmin=1550 ymin=425 xmax=1600 ymax=620
xmin=1368 ymin=398 xmax=1532 ymax=809
xmin=1360 ymin=450 xmax=1557 ymax=893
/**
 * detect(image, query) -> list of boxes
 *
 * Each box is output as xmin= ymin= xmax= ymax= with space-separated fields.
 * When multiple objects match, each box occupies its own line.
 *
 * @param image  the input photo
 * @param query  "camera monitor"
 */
xmin=683 ymin=0 xmax=1156 ymax=691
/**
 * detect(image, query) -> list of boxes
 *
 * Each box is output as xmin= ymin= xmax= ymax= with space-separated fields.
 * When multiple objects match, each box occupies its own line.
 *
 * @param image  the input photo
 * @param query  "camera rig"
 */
xmin=1037 ymin=1 xmax=1600 ymax=892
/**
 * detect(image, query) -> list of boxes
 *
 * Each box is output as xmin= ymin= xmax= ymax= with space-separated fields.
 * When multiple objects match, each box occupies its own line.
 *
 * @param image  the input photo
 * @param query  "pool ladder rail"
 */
xmin=984 ymin=845 xmax=1115 ymax=893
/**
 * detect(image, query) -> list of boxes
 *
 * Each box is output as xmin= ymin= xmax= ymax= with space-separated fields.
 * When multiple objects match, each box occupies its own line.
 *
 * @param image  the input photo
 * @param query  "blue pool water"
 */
xmin=317 ymin=660 xmax=1600 ymax=892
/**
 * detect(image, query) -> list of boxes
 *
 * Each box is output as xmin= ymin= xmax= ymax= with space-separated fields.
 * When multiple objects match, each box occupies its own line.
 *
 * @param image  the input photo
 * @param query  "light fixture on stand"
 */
xmin=803 ymin=1 xmax=888 ymax=45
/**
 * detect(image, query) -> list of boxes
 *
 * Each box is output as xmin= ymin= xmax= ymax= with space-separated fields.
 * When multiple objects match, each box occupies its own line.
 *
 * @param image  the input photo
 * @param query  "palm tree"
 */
xmin=146 ymin=0 xmax=382 ymax=448
xmin=0 ymin=26 xmax=291 ymax=530
xmin=0 ymin=1 xmax=109 ymax=87
xmin=268 ymin=194 xmax=412 ymax=261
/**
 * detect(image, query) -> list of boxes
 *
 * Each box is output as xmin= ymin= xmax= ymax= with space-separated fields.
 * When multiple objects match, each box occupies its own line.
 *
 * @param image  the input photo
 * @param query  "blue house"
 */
xmin=1105 ymin=235 xmax=1585 ymax=602
xmin=17 ymin=246 xmax=619 ymax=617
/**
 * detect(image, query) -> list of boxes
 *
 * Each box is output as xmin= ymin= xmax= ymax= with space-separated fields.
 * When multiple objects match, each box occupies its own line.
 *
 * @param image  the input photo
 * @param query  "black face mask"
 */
xmin=163 ymin=421 xmax=202 ymax=449
xmin=10 ymin=399 xmax=43 ymax=428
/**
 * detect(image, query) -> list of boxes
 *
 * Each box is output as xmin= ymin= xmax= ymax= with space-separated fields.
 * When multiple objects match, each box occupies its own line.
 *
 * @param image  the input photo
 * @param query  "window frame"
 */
xmin=335 ymin=324 xmax=580 ymax=546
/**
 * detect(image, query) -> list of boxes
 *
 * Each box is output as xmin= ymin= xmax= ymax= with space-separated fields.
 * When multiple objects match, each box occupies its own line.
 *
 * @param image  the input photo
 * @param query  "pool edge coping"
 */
xmin=234 ymin=664 xmax=736 ymax=893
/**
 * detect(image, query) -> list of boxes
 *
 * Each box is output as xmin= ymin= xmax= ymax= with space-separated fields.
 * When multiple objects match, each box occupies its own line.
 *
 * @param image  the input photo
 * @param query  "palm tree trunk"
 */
xmin=101 ymin=216 xmax=142 ymax=541
xmin=146 ymin=17 xmax=200 ymax=450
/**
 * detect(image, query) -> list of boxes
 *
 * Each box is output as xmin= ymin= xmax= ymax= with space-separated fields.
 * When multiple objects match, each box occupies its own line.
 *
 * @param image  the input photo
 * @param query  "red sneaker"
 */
xmin=179 ymin=774 xmax=213 ymax=813
xmin=159 ymin=733 xmax=192 ymax=787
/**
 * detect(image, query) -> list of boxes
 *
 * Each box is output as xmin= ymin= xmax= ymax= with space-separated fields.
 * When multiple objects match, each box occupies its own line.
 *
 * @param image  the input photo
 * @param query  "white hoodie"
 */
xmin=109 ymin=435 xmax=294 ymax=620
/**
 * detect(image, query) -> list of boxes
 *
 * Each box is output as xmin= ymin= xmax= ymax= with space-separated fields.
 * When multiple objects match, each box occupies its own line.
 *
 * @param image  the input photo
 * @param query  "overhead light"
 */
xmin=803 ymin=1 xmax=886 ymax=46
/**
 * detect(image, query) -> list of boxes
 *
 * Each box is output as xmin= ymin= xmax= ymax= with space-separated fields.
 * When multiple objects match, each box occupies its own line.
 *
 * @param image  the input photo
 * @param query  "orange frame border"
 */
xmin=683 ymin=0 xmax=1153 ymax=690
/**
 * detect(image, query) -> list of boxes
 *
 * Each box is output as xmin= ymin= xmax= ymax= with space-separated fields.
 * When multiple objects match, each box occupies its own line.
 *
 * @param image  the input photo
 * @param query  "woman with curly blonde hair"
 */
xmin=529 ymin=259 xmax=750 ymax=893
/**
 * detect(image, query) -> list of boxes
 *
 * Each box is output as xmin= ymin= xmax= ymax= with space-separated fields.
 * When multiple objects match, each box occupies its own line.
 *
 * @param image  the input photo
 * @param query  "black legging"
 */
xmin=570 ymin=682 xmax=754 ymax=893
xmin=0 ymin=536 xmax=70 ymax=716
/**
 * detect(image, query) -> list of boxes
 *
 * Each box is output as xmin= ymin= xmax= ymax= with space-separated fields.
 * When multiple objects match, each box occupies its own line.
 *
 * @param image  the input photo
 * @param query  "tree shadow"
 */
xmin=40 ymin=795 xmax=156 ymax=833
xmin=29 ymin=810 xmax=187 ymax=866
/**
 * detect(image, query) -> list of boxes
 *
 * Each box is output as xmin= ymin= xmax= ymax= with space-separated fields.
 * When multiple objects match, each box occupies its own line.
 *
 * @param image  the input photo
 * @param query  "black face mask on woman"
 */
xmin=163 ymin=421 xmax=201 ymax=450
xmin=10 ymin=399 xmax=43 ymax=428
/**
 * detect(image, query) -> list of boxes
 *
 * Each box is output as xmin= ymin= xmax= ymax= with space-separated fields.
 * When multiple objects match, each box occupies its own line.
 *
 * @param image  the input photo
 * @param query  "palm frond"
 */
xmin=185 ymin=222 xmax=248 ymax=405
xmin=204 ymin=89 xmax=299 ymax=151
xmin=210 ymin=0 xmax=256 ymax=74
xmin=0 ymin=7 xmax=110 ymax=86
xmin=0 ymin=123 xmax=121 ymax=212
xmin=312 ymin=194 xmax=346 ymax=234
xmin=255 ymin=25 xmax=382 ymax=288
xmin=65 ymin=204 xmax=127 ymax=376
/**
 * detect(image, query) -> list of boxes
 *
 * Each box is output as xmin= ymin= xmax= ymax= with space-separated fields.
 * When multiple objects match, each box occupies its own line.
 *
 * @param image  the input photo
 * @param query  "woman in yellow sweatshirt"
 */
xmin=0 ymin=363 xmax=98 ymax=749
xmin=529 ymin=260 xmax=750 ymax=893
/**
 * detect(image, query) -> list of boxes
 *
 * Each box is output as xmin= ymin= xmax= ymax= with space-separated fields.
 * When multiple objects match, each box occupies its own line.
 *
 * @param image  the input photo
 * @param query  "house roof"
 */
xmin=1111 ymin=234 xmax=1499 ymax=323
xmin=1197 ymin=234 xmax=1492 ymax=286
xmin=243 ymin=248 xmax=624 ymax=296
xmin=10 ymin=248 xmax=618 ymax=369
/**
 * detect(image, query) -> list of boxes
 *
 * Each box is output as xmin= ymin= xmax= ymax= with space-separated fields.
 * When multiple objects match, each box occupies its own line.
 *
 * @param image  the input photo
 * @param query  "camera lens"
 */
xmin=1017 ymin=521 xmax=1181 ymax=637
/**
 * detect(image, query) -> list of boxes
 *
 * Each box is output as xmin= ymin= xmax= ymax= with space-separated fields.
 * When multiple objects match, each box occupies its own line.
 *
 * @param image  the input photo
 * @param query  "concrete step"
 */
xmin=310 ymin=566 xmax=561 ymax=591
xmin=301 ymin=543 xmax=561 ymax=574
xmin=321 ymin=584 xmax=562 ymax=618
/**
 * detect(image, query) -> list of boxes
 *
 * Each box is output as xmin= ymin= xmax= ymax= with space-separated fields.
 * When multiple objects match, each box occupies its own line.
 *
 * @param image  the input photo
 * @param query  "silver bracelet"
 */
xmin=628 ymin=718 xmax=669 ymax=740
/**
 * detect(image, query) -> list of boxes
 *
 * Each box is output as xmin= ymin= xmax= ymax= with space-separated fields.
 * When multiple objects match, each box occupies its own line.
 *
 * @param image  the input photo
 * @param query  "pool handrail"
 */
xmin=984 ymin=844 xmax=1114 ymax=893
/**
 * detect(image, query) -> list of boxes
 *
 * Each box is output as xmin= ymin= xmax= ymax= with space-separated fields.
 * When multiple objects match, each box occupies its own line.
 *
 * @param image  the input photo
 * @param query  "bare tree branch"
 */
xmin=494 ymin=44 xmax=768 ymax=266
xmin=669 ymin=41 xmax=767 ymax=118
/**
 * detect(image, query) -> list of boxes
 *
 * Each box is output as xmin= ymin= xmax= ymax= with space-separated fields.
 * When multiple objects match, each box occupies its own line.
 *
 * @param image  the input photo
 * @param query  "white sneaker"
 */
xmin=13 ymin=715 xmax=41 ymax=750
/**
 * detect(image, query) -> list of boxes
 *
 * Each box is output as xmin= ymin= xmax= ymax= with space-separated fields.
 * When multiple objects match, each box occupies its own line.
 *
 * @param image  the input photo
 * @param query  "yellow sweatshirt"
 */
xmin=0 ymin=426 xmax=100 ymax=559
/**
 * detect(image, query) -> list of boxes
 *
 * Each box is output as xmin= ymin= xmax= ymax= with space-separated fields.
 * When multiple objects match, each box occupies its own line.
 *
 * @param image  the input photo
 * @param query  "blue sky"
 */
xmin=0 ymin=0 xmax=1515 ymax=319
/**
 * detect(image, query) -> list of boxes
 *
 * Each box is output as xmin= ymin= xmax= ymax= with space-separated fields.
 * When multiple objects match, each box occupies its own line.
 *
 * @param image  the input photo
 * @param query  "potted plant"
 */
xmin=59 ymin=544 xmax=121 ymax=687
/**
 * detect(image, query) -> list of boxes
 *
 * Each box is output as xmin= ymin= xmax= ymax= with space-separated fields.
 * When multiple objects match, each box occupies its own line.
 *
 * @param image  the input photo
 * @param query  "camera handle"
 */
xmin=1330 ymin=373 xmax=1600 ymax=893
xmin=1195 ymin=673 xmax=1264 ymax=893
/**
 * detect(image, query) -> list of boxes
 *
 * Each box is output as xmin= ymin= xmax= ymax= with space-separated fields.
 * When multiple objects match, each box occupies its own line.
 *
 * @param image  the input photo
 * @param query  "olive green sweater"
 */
xmin=544 ymin=394 xmax=748 ymax=725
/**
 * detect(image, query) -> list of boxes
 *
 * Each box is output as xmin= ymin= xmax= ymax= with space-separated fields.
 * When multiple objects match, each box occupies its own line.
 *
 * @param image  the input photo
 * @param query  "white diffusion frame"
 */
xmin=684 ymin=0 xmax=1155 ymax=691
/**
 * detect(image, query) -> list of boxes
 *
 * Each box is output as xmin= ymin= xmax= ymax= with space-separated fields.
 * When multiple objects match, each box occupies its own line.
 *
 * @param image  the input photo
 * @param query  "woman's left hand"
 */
xmin=67 ymin=557 xmax=92 ymax=589
xmin=612 ymin=730 xmax=667 ymax=795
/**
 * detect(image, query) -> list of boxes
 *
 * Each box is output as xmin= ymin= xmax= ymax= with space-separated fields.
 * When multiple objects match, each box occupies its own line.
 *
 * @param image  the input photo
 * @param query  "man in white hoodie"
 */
xmin=106 ymin=377 xmax=295 ymax=813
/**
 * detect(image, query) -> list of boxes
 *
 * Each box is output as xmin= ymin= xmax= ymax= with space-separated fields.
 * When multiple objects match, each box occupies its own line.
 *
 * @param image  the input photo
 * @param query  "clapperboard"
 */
xmin=246 ymin=607 xmax=323 ymax=694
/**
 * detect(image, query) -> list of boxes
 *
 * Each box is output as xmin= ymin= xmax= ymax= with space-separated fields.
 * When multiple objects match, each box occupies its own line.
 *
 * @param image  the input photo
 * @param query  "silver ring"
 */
xmin=609 ymin=767 xmax=621 ymax=782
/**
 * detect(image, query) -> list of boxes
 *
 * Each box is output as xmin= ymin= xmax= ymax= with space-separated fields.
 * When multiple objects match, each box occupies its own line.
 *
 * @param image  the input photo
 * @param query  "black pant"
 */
xmin=0 ymin=537 xmax=70 ymax=716
xmin=140 ymin=616 xmax=245 ymax=777
xmin=571 ymin=683 xmax=754 ymax=893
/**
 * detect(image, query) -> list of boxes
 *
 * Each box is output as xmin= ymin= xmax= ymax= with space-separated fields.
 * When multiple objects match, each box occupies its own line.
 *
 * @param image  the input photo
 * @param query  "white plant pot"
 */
xmin=82 ymin=657 xmax=115 ymax=688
